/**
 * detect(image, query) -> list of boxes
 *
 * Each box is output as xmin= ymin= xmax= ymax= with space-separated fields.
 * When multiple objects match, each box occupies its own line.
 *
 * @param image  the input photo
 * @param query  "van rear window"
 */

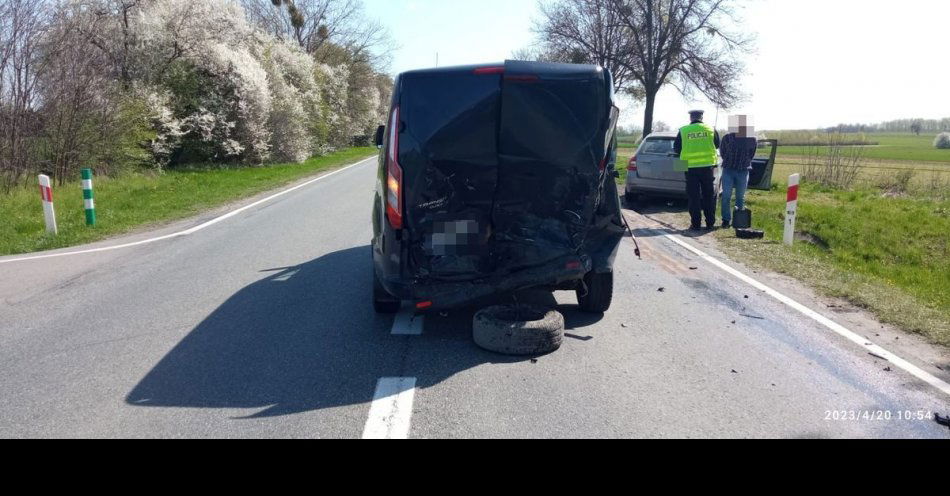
xmin=401 ymin=72 xmax=500 ymax=160
xmin=641 ymin=139 xmax=674 ymax=155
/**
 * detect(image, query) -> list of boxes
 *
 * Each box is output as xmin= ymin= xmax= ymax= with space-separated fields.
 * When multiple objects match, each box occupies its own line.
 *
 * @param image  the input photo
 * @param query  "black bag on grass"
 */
xmin=733 ymin=208 xmax=752 ymax=230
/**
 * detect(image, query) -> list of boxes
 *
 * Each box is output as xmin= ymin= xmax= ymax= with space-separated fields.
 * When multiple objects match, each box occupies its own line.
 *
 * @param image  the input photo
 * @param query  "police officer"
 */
xmin=673 ymin=110 xmax=721 ymax=231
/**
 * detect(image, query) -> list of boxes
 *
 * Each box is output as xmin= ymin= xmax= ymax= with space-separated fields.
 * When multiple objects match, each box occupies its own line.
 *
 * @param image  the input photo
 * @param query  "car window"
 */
xmin=640 ymin=139 xmax=674 ymax=155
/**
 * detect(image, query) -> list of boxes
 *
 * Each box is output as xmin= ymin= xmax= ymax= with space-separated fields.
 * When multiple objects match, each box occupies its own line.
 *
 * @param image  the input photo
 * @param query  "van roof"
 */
xmin=399 ymin=61 xmax=605 ymax=79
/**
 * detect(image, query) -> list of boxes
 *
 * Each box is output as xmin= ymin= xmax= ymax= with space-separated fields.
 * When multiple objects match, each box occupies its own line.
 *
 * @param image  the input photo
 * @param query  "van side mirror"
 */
xmin=374 ymin=125 xmax=385 ymax=148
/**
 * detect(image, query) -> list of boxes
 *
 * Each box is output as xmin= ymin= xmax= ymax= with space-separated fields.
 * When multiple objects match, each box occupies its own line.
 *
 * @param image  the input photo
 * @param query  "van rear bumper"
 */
xmin=384 ymin=255 xmax=593 ymax=311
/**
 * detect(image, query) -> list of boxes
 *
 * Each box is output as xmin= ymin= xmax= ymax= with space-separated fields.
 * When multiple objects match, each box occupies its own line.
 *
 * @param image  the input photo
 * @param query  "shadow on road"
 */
xmin=126 ymin=245 xmax=605 ymax=419
xmin=624 ymin=195 xmax=717 ymax=239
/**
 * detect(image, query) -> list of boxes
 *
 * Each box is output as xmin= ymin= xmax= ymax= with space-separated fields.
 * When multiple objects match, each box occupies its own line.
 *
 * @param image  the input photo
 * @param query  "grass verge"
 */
xmin=1 ymin=147 xmax=375 ymax=256
xmin=667 ymin=185 xmax=949 ymax=346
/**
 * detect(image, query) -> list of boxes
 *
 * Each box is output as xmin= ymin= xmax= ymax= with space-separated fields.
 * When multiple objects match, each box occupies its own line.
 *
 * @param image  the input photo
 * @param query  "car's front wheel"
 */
xmin=577 ymin=271 xmax=614 ymax=313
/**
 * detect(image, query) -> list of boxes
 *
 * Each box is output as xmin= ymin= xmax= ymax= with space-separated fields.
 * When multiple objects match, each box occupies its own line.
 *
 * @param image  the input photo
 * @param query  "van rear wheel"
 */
xmin=373 ymin=272 xmax=401 ymax=314
xmin=577 ymin=271 xmax=613 ymax=313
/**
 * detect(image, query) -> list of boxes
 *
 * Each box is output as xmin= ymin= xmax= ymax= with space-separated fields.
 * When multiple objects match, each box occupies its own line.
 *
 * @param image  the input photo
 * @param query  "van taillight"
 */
xmin=628 ymin=156 xmax=638 ymax=172
xmin=474 ymin=66 xmax=505 ymax=75
xmin=386 ymin=107 xmax=403 ymax=230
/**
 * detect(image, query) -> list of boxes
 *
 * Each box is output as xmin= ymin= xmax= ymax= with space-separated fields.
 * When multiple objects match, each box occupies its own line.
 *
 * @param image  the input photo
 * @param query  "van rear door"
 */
xmin=494 ymin=60 xmax=613 ymax=273
xmin=398 ymin=68 xmax=502 ymax=279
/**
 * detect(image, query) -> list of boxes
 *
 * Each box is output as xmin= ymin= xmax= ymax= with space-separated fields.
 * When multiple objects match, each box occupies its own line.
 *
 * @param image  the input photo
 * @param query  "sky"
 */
xmin=362 ymin=0 xmax=950 ymax=131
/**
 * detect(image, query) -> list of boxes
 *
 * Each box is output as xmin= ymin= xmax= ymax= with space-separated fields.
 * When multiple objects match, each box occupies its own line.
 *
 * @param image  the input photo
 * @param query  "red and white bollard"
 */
xmin=784 ymin=174 xmax=800 ymax=246
xmin=38 ymin=174 xmax=58 ymax=235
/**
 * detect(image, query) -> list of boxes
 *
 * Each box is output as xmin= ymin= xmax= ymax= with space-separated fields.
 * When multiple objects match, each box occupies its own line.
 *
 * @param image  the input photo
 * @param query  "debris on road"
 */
xmin=658 ymin=287 xmax=666 ymax=293
xmin=731 ymin=369 xmax=739 ymax=374
xmin=936 ymin=414 xmax=950 ymax=430
xmin=869 ymin=352 xmax=889 ymax=362
xmin=884 ymin=367 xmax=892 ymax=372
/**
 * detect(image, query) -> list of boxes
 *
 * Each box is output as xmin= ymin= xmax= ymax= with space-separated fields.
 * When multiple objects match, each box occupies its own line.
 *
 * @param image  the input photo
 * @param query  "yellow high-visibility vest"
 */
xmin=679 ymin=123 xmax=717 ymax=168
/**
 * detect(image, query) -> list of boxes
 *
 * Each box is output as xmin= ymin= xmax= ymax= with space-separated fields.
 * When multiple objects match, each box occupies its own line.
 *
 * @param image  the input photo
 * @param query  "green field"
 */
xmin=773 ymin=133 xmax=950 ymax=163
xmin=0 ymin=148 xmax=375 ymax=256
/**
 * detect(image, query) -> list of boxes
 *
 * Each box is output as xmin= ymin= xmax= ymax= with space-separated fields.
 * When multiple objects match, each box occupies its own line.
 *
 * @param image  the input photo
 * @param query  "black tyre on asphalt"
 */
xmin=473 ymin=305 xmax=564 ymax=356
xmin=373 ymin=271 xmax=401 ymax=314
xmin=577 ymin=271 xmax=613 ymax=314
xmin=624 ymin=192 xmax=641 ymax=207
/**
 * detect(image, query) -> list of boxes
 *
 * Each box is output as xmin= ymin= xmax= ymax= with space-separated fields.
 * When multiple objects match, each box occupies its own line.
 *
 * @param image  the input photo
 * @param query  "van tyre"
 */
xmin=577 ymin=271 xmax=613 ymax=313
xmin=473 ymin=305 xmax=564 ymax=356
xmin=373 ymin=272 xmax=401 ymax=314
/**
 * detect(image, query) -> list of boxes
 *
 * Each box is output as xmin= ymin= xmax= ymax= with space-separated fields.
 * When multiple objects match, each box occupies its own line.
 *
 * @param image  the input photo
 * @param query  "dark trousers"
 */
xmin=685 ymin=166 xmax=716 ymax=228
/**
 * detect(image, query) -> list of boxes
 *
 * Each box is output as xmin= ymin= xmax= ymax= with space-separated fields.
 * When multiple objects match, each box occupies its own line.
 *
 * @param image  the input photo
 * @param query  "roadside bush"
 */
xmin=935 ymin=132 xmax=950 ymax=149
xmin=801 ymin=134 xmax=865 ymax=189
xmin=877 ymin=169 xmax=916 ymax=195
xmin=0 ymin=0 xmax=393 ymax=187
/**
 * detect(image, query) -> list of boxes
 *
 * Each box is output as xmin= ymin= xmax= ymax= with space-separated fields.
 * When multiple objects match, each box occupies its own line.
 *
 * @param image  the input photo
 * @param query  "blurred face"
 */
xmin=729 ymin=115 xmax=755 ymax=138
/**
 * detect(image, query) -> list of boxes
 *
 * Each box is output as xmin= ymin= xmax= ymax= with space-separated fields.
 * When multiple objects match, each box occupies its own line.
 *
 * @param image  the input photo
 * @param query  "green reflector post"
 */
xmin=81 ymin=168 xmax=96 ymax=226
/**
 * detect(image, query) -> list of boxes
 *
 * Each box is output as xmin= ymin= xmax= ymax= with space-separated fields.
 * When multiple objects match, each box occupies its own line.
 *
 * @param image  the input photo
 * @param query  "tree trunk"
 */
xmin=642 ymin=88 xmax=657 ymax=137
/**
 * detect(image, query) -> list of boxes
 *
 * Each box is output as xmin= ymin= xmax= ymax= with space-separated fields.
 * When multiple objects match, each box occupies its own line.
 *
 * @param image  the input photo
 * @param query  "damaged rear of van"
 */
xmin=372 ymin=60 xmax=625 ymax=314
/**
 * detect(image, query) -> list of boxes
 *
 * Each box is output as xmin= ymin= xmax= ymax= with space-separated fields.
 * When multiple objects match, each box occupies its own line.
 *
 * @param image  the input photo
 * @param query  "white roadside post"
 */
xmin=38 ymin=174 xmax=58 ymax=235
xmin=784 ymin=174 xmax=800 ymax=246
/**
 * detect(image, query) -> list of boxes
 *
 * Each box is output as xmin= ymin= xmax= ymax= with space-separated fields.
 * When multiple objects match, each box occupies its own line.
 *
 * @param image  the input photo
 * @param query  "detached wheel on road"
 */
xmin=473 ymin=305 xmax=564 ymax=356
xmin=373 ymin=272 xmax=401 ymax=314
xmin=577 ymin=271 xmax=613 ymax=314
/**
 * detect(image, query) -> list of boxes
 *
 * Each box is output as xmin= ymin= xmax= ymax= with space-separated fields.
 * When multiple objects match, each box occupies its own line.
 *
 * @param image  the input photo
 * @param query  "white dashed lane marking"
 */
xmin=362 ymin=377 xmax=417 ymax=440
xmin=391 ymin=309 xmax=424 ymax=335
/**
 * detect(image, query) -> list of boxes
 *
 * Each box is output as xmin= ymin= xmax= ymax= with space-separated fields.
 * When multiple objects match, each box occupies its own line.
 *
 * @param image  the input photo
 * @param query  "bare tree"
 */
xmin=910 ymin=120 xmax=922 ymax=136
xmin=535 ymin=0 xmax=752 ymax=136
xmin=530 ymin=0 xmax=640 ymax=96
xmin=611 ymin=0 xmax=752 ymax=135
xmin=0 ymin=0 xmax=49 ymax=189
xmin=37 ymin=2 xmax=123 ymax=184
xmin=241 ymin=0 xmax=394 ymax=68
xmin=68 ymin=1 xmax=142 ymax=88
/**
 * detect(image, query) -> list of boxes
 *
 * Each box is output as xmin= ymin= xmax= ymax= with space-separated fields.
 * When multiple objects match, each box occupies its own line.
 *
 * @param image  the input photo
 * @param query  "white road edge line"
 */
xmin=391 ymin=309 xmax=424 ymax=336
xmin=661 ymin=232 xmax=950 ymax=398
xmin=0 ymin=156 xmax=376 ymax=265
xmin=362 ymin=377 xmax=417 ymax=439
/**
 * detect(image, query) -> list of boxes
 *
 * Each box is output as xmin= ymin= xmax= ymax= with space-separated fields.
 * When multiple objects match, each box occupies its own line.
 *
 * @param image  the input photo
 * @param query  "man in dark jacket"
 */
xmin=719 ymin=115 xmax=759 ymax=228
xmin=674 ymin=110 xmax=721 ymax=231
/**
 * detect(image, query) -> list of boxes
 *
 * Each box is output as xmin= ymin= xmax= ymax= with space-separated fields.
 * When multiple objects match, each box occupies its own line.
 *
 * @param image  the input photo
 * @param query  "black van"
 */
xmin=372 ymin=60 xmax=625 ymax=314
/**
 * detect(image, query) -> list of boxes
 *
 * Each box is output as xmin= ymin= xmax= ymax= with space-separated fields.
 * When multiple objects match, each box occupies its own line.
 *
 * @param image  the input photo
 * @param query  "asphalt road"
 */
xmin=1 ymin=156 xmax=948 ymax=438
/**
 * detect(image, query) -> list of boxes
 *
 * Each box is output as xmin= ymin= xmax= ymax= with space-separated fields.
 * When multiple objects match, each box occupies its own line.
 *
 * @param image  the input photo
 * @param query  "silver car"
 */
xmin=624 ymin=132 xmax=778 ymax=204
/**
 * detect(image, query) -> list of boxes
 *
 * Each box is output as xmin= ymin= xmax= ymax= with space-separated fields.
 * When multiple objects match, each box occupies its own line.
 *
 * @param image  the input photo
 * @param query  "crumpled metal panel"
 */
xmin=399 ymin=69 xmax=501 ymax=279
xmin=493 ymin=60 xmax=612 ymax=273
xmin=398 ymin=61 xmax=622 ymax=285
